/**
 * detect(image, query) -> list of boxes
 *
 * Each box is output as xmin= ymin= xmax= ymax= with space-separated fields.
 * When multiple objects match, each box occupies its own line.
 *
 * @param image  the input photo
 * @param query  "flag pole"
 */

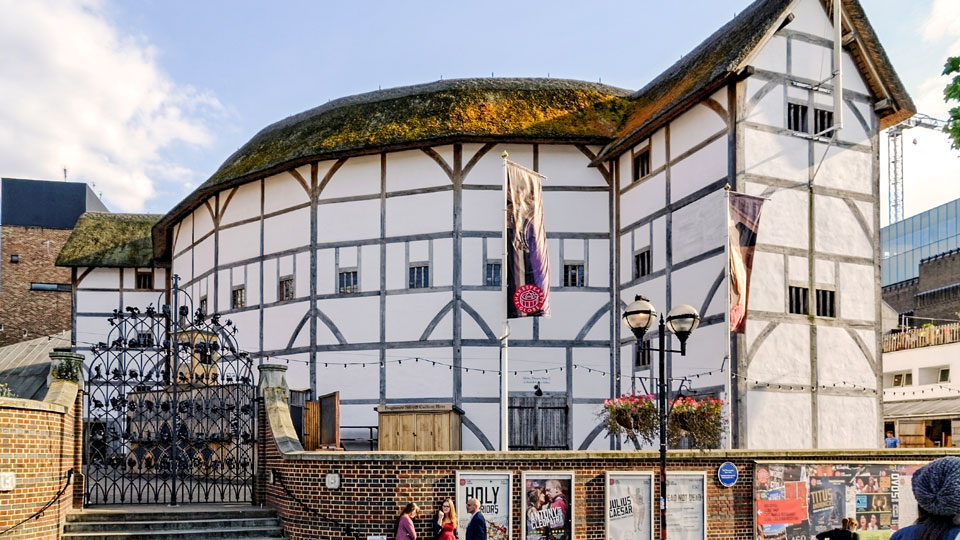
xmin=500 ymin=151 xmax=510 ymax=451
xmin=723 ymin=183 xmax=733 ymax=450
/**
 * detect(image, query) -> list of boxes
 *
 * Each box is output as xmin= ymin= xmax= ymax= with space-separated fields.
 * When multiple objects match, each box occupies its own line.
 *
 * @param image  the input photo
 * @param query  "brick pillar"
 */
xmin=72 ymin=389 xmax=84 ymax=507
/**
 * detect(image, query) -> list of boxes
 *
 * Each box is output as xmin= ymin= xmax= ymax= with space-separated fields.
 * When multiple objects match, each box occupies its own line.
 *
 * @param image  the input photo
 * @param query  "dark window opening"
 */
xmin=136 ymin=331 xmax=154 ymax=348
xmin=635 ymin=249 xmax=652 ymax=279
xmin=563 ymin=264 xmax=585 ymax=287
xmin=409 ymin=265 xmax=429 ymax=289
xmin=338 ymin=271 xmax=358 ymax=294
xmin=788 ymin=103 xmax=809 ymax=133
xmin=199 ymin=297 xmax=207 ymax=315
xmin=485 ymin=262 xmax=501 ymax=287
xmin=279 ymin=276 xmax=295 ymax=300
xmin=815 ymin=289 xmax=836 ymax=318
xmin=231 ymin=287 xmax=245 ymax=309
xmin=633 ymin=148 xmax=651 ymax=181
xmin=135 ymin=271 xmax=153 ymax=290
xmin=788 ymin=286 xmax=809 ymax=315
xmin=30 ymin=282 xmax=71 ymax=292
xmin=636 ymin=341 xmax=651 ymax=369
xmin=9 ymin=255 xmax=18 ymax=263
xmin=814 ymin=108 xmax=834 ymax=134
xmin=940 ymin=368 xmax=951 ymax=383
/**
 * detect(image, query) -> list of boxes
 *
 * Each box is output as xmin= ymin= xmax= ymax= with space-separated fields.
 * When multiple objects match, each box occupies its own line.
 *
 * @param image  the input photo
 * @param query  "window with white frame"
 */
xmin=634 ymin=249 xmax=652 ymax=279
xmin=409 ymin=264 xmax=429 ymax=289
xmin=788 ymin=286 xmax=809 ymax=315
xmin=892 ymin=372 xmax=913 ymax=387
xmin=815 ymin=289 xmax=836 ymax=318
xmin=939 ymin=368 xmax=951 ymax=383
xmin=632 ymin=148 xmax=651 ymax=182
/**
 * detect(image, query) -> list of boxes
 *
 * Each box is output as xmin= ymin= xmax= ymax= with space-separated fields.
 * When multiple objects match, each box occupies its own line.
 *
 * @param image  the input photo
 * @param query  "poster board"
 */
xmin=455 ymin=471 xmax=512 ymax=540
xmin=754 ymin=461 xmax=926 ymax=540
xmin=666 ymin=472 xmax=707 ymax=540
xmin=522 ymin=471 xmax=574 ymax=540
xmin=605 ymin=472 xmax=654 ymax=540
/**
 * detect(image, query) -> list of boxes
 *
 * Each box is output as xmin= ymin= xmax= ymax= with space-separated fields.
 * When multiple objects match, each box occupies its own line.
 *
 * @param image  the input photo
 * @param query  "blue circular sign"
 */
xmin=717 ymin=461 xmax=739 ymax=487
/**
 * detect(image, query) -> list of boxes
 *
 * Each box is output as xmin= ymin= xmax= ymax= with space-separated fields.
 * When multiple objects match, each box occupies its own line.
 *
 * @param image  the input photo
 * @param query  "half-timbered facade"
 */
xmin=60 ymin=0 xmax=914 ymax=449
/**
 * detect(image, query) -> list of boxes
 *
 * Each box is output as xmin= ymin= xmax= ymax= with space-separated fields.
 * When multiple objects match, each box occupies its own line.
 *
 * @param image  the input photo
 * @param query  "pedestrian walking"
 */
xmin=396 ymin=502 xmax=420 ymax=540
xmin=891 ymin=456 xmax=960 ymax=540
xmin=465 ymin=497 xmax=487 ymax=540
xmin=433 ymin=498 xmax=458 ymax=540
xmin=815 ymin=517 xmax=859 ymax=540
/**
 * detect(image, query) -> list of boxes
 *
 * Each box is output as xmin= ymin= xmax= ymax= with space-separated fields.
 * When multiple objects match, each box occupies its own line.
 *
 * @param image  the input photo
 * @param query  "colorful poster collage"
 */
xmin=755 ymin=462 xmax=923 ymax=540
xmin=523 ymin=472 xmax=574 ymax=540
xmin=605 ymin=472 xmax=653 ymax=540
xmin=456 ymin=472 xmax=511 ymax=540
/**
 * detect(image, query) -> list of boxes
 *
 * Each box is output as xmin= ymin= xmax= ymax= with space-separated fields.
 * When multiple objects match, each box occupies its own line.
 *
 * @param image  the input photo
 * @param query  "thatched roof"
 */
xmin=594 ymin=0 xmax=915 ymax=162
xmin=57 ymin=212 xmax=161 ymax=268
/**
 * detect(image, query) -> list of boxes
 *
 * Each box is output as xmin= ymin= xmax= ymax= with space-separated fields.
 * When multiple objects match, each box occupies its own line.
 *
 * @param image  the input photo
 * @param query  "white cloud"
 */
xmin=0 ymin=0 xmax=220 ymax=212
xmin=880 ymin=0 xmax=960 ymax=225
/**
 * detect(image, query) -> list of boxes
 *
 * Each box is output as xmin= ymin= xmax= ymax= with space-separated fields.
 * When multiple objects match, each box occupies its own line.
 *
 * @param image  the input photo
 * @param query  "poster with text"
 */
xmin=456 ymin=472 xmax=512 ymax=540
xmin=666 ymin=473 xmax=706 ymax=540
xmin=523 ymin=472 xmax=574 ymax=540
xmin=605 ymin=472 xmax=653 ymax=540
xmin=754 ymin=462 xmax=925 ymax=540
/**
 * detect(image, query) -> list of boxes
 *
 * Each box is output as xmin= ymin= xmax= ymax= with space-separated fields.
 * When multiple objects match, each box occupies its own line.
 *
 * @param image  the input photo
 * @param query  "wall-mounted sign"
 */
xmin=522 ymin=471 xmax=574 ymax=540
xmin=717 ymin=462 xmax=738 ymax=488
xmin=754 ymin=461 xmax=927 ymax=540
xmin=456 ymin=471 xmax=512 ymax=540
xmin=605 ymin=472 xmax=653 ymax=540
xmin=666 ymin=472 xmax=706 ymax=540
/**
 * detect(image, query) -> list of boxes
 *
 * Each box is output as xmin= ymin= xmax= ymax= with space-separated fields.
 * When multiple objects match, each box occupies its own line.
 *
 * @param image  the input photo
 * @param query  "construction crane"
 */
xmin=888 ymin=113 xmax=948 ymax=223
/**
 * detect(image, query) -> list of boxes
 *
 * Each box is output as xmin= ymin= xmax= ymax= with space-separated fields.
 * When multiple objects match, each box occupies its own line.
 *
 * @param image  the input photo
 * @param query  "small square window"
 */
xmin=409 ymin=265 xmax=429 ymax=289
xmin=9 ymin=255 xmax=18 ymax=263
xmin=815 ymin=289 xmax=835 ymax=318
xmin=485 ymin=262 xmax=501 ymax=287
xmin=279 ymin=276 xmax=295 ymax=300
xmin=199 ymin=297 xmax=207 ymax=315
xmin=136 ymin=331 xmax=154 ymax=348
xmin=632 ymin=148 xmax=651 ymax=182
xmin=788 ymin=103 xmax=809 ymax=133
xmin=338 ymin=270 xmax=358 ymax=294
xmin=135 ymin=271 xmax=153 ymax=290
xmin=563 ymin=264 xmax=584 ymax=287
xmin=636 ymin=340 xmax=651 ymax=369
xmin=634 ymin=249 xmax=652 ymax=279
xmin=939 ymin=368 xmax=951 ymax=383
xmin=788 ymin=286 xmax=809 ymax=315
xmin=814 ymin=108 xmax=834 ymax=134
xmin=231 ymin=287 xmax=245 ymax=310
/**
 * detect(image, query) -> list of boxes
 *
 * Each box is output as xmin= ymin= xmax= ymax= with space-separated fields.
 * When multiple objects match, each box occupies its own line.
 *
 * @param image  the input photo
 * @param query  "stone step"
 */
xmin=64 ymin=518 xmax=280 ymax=533
xmin=67 ymin=508 xmax=276 ymax=523
xmin=60 ymin=525 xmax=283 ymax=540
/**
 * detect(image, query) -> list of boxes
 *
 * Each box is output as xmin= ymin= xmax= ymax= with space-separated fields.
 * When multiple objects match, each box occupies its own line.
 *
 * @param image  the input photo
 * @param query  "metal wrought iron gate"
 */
xmin=84 ymin=279 xmax=256 ymax=505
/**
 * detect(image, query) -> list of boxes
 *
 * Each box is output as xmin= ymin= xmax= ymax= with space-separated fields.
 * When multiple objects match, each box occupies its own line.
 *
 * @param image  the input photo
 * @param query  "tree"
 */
xmin=945 ymin=56 xmax=960 ymax=150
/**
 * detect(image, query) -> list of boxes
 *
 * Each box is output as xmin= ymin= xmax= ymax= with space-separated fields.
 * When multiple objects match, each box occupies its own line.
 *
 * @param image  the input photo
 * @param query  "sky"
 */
xmin=0 ymin=0 xmax=957 ymax=225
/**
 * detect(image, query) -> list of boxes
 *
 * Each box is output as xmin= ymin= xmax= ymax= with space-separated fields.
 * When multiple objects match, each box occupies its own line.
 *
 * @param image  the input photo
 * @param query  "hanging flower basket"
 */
xmin=599 ymin=394 xmax=658 ymax=449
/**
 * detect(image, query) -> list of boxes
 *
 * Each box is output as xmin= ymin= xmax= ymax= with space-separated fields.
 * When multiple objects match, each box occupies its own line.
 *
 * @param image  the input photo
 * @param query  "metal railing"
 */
xmin=340 ymin=425 xmax=378 ymax=451
xmin=883 ymin=322 xmax=960 ymax=352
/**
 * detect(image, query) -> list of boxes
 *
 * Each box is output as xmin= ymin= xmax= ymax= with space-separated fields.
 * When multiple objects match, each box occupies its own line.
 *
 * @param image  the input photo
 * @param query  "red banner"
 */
xmin=728 ymin=192 xmax=764 ymax=333
xmin=756 ymin=499 xmax=806 ymax=526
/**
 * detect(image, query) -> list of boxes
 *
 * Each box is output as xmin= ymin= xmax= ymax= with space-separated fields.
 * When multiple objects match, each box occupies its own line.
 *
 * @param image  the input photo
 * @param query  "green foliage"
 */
xmin=943 ymin=56 xmax=960 ymax=151
xmin=600 ymin=394 xmax=659 ymax=449
xmin=600 ymin=394 xmax=726 ymax=450
xmin=0 ymin=382 xmax=16 ymax=398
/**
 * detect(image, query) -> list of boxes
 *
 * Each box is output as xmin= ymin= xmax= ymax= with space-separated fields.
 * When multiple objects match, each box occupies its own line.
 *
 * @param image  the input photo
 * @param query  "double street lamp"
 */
xmin=622 ymin=295 xmax=700 ymax=540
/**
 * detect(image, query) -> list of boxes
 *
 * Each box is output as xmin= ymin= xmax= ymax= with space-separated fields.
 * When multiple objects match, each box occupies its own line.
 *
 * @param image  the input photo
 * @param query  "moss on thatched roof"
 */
xmin=206 ymin=78 xmax=633 ymax=189
xmin=57 ymin=212 xmax=161 ymax=268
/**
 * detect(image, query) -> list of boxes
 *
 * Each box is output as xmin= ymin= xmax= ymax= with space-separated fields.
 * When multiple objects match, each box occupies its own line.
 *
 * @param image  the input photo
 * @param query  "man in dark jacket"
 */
xmin=465 ymin=497 xmax=487 ymax=540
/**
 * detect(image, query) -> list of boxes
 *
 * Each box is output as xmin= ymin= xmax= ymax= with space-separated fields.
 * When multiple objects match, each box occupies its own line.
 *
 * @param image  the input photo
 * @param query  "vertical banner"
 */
xmin=523 ymin=471 xmax=573 ymax=540
xmin=456 ymin=471 xmax=512 ymax=540
xmin=728 ymin=192 xmax=764 ymax=333
xmin=605 ymin=472 xmax=653 ymax=540
xmin=506 ymin=161 xmax=550 ymax=319
xmin=754 ymin=462 xmax=925 ymax=540
xmin=666 ymin=473 xmax=707 ymax=540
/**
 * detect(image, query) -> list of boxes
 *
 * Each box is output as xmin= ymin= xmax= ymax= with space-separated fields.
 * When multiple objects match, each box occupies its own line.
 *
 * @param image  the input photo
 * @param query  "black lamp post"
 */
xmin=623 ymin=295 xmax=700 ymax=540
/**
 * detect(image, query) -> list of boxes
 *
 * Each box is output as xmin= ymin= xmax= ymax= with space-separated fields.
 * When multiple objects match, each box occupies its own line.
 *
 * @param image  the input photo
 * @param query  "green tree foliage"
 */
xmin=945 ymin=56 xmax=960 ymax=150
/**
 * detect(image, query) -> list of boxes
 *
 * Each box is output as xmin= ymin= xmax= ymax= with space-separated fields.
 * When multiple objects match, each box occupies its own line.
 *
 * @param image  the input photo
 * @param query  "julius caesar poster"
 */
xmin=523 ymin=472 xmax=573 ymax=540
xmin=605 ymin=472 xmax=653 ymax=540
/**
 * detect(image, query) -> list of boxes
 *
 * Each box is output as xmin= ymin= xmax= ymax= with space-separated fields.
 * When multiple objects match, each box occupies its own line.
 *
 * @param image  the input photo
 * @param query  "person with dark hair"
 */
xmin=816 ymin=517 xmax=859 ymax=540
xmin=891 ymin=456 xmax=960 ymax=540
xmin=396 ymin=502 xmax=420 ymax=540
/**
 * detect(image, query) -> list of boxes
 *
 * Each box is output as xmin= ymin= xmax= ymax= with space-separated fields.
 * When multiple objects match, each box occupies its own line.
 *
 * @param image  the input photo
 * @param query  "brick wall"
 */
xmin=259 ymin=414 xmax=955 ymax=540
xmin=0 ymin=391 xmax=81 ymax=539
xmin=0 ymin=226 xmax=73 ymax=346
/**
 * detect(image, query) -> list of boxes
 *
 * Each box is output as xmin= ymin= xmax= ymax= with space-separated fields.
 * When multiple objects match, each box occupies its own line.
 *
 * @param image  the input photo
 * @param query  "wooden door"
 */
xmin=400 ymin=414 xmax=418 ymax=450
xmin=509 ymin=395 xmax=568 ymax=450
xmin=379 ymin=414 xmax=400 ymax=450
xmin=304 ymin=401 xmax=320 ymax=450
xmin=416 ymin=414 xmax=436 ymax=451
xmin=898 ymin=420 xmax=925 ymax=448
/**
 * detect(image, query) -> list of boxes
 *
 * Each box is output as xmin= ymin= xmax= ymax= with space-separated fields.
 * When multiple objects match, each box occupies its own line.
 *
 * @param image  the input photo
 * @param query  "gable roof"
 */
xmin=57 ymin=212 xmax=162 ymax=268
xmin=595 ymin=0 xmax=915 ymax=163
xmin=0 ymin=332 xmax=70 ymax=401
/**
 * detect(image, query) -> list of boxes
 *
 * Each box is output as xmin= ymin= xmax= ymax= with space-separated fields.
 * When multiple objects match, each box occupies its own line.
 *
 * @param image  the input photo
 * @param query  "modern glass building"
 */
xmin=881 ymin=197 xmax=960 ymax=286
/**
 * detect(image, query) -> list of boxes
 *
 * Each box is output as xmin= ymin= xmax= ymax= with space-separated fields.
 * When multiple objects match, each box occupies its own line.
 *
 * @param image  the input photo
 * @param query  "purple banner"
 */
xmin=506 ymin=162 xmax=550 ymax=319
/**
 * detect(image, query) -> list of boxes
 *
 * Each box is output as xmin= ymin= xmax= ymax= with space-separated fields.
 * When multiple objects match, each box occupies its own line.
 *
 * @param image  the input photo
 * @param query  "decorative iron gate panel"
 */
xmin=85 ymin=286 xmax=256 ymax=505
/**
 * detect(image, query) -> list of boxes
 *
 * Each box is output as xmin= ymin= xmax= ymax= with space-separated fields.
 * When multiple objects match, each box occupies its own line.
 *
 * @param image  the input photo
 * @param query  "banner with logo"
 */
xmin=605 ymin=472 xmax=653 ymax=540
xmin=666 ymin=473 xmax=706 ymax=540
xmin=728 ymin=191 xmax=764 ymax=334
xmin=506 ymin=161 xmax=550 ymax=319
xmin=523 ymin=471 xmax=573 ymax=540
xmin=455 ymin=471 xmax=511 ymax=540
xmin=754 ymin=461 xmax=925 ymax=540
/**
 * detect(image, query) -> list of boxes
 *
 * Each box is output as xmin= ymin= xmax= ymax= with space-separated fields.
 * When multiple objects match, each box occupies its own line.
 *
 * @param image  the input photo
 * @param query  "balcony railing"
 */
xmin=883 ymin=322 xmax=960 ymax=352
